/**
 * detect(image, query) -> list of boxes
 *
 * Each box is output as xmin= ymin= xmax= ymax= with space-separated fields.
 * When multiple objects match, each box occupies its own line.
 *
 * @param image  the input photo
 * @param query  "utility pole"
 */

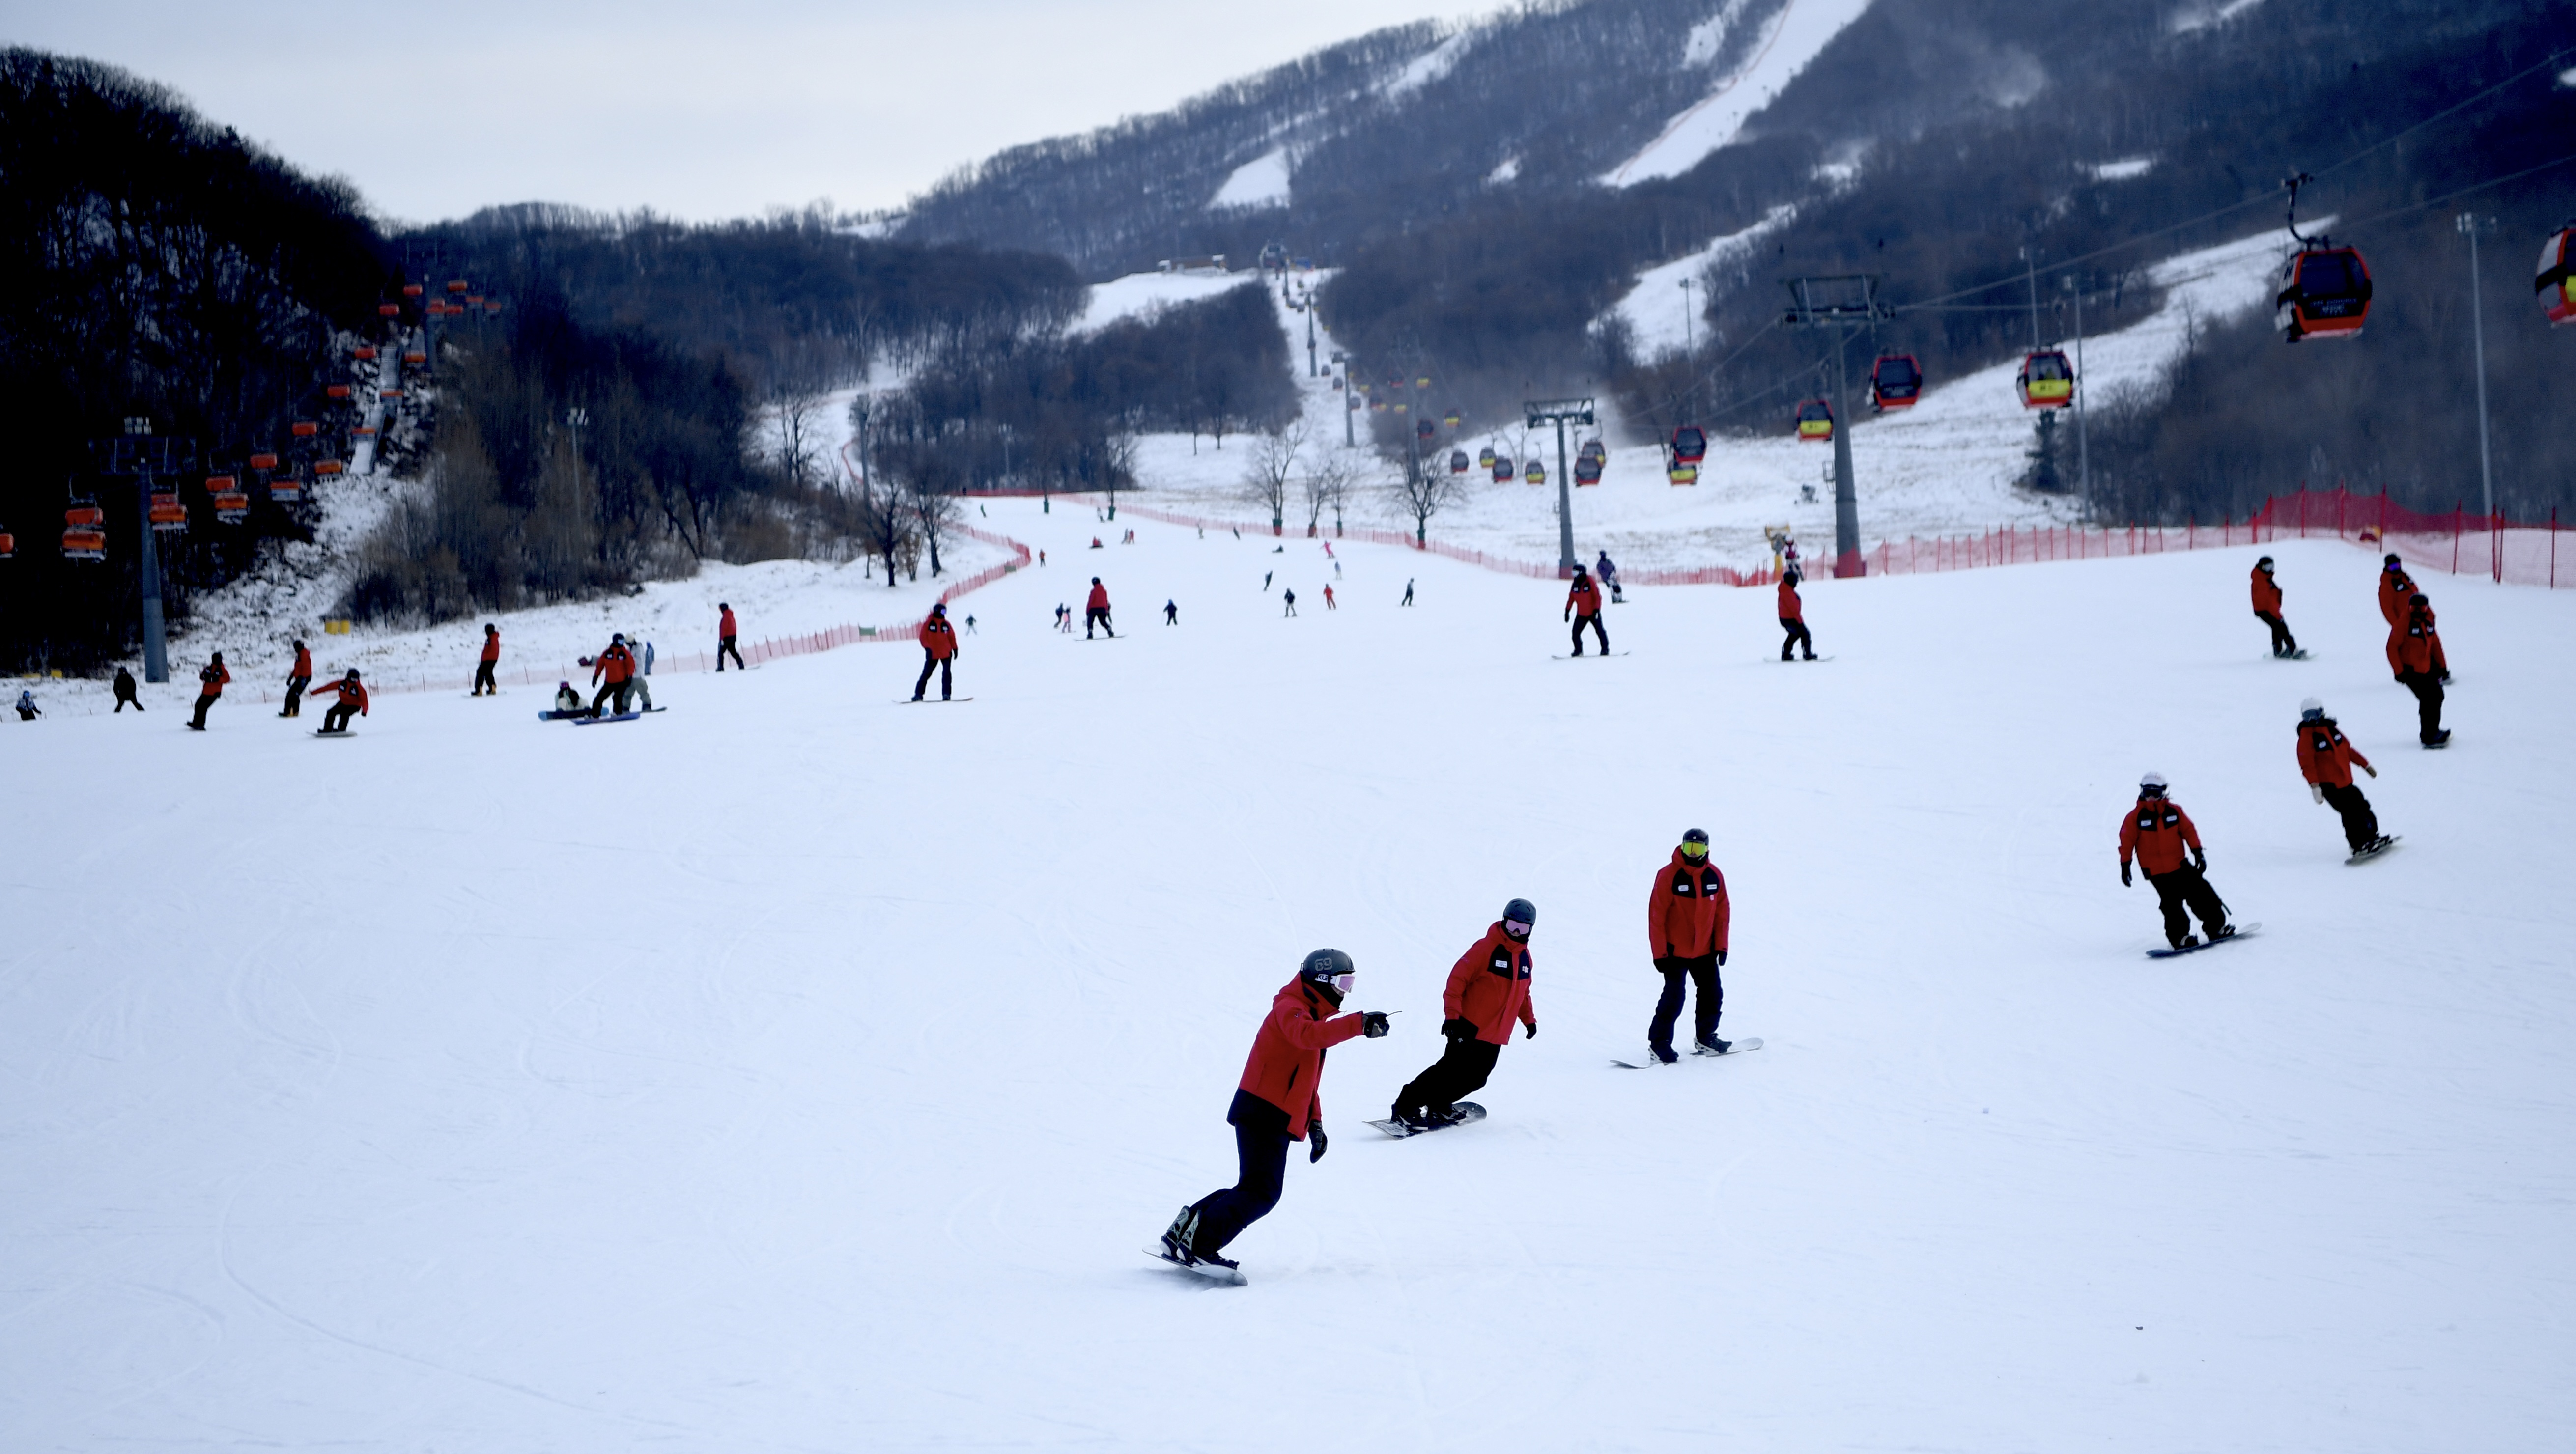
xmin=565 ymin=406 xmax=589 ymax=500
xmin=1524 ymin=397 xmax=1595 ymax=577
xmin=1332 ymin=351 xmax=1353 ymax=447
xmin=101 ymin=417 xmax=184 ymax=682
xmin=1679 ymin=276 xmax=1696 ymax=357
xmin=2062 ymin=275 xmax=2090 ymax=498
xmin=2457 ymin=213 xmax=2496 ymax=518
xmin=1304 ymin=281 xmax=1318 ymax=378
xmin=1783 ymin=276 xmax=1893 ymax=577
xmin=2022 ymin=247 xmax=2040 ymax=350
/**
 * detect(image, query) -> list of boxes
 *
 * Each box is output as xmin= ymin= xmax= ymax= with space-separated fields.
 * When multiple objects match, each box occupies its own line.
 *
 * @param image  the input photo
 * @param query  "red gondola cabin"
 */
xmin=1869 ymin=354 xmax=1923 ymax=411
xmin=2536 ymin=226 xmax=2576 ymax=326
xmin=2275 ymin=245 xmax=2372 ymax=342
xmin=1670 ymin=424 xmax=1708 ymax=465
xmin=2017 ymin=350 xmax=2074 ymax=409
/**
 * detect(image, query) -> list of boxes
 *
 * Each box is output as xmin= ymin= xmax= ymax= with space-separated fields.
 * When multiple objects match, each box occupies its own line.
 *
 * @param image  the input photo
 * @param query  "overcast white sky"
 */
xmin=2 ymin=0 xmax=1466 ymax=226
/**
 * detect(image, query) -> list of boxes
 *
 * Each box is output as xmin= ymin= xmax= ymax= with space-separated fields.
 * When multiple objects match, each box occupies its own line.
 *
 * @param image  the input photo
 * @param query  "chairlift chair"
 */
xmin=62 ymin=500 xmax=107 ymax=560
xmin=2016 ymin=350 xmax=2074 ymax=409
xmin=209 ymin=476 xmax=250 ymax=524
xmin=149 ymin=484 xmax=187 ymax=531
xmin=290 ymin=420 xmax=320 ymax=438
xmin=313 ymin=459 xmax=346 ymax=476
xmin=1868 ymin=354 xmax=1923 ymax=410
xmin=326 ymin=384 xmax=352 ymax=400
xmin=248 ymin=453 xmax=279 ymax=471
xmin=269 ymin=472 xmax=304 ymax=503
xmin=354 ymin=346 xmax=378 ymax=361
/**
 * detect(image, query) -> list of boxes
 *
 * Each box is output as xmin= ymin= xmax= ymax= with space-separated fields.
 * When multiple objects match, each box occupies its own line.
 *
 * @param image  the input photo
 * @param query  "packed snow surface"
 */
xmin=1604 ymin=204 xmax=1797 ymax=357
xmin=1207 ymin=147 xmax=1293 ymax=211
xmin=7 ymin=508 xmax=2571 ymax=1451
xmin=1071 ymin=270 xmax=1261 ymax=334
xmin=1604 ymin=0 xmax=1877 ymax=187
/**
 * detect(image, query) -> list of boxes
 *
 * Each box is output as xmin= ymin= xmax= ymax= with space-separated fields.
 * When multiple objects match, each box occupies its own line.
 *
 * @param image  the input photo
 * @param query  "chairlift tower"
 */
xmin=98 ymin=418 xmax=191 ymax=682
xmin=1782 ymin=276 xmax=1892 ymax=577
xmin=1524 ymin=396 xmax=1596 ymax=577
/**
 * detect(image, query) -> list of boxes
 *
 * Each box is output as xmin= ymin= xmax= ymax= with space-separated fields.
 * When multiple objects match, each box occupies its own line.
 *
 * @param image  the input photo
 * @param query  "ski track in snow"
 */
xmin=1603 ymin=0 xmax=1878 ymax=187
xmin=5 ymin=505 xmax=2571 ymax=1451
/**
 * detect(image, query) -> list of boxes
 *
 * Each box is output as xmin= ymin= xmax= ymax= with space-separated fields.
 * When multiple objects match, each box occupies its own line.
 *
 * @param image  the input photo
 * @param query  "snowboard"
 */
xmin=537 ymin=708 xmax=589 ymax=721
xmin=1551 ymin=652 xmax=1630 ymax=660
xmin=2421 ymin=737 xmax=2452 ymax=750
xmin=1612 ymin=1037 xmax=1763 ymax=1069
xmin=1363 ymin=1101 xmax=1487 ymax=1139
xmin=573 ymin=711 xmax=644 ymax=726
xmin=313 ymin=728 xmax=354 ymax=738
xmin=2146 ymin=923 xmax=2261 ymax=959
xmin=895 ymin=697 xmax=974 ymax=703
xmin=1765 ymin=656 xmax=1833 ymax=663
xmin=2269 ymin=649 xmax=2312 ymax=661
xmin=1143 ymin=1246 xmax=1246 ymax=1287
xmin=2346 ymin=836 xmax=2401 ymax=865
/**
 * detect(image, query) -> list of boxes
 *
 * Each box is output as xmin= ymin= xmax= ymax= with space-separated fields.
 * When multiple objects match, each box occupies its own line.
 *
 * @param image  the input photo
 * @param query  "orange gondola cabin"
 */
xmin=2017 ymin=350 xmax=2074 ymax=409
xmin=2276 ymin=245 xmax=2371 ymax=342
xmin=1869 ymin=354 xmax=1923 ymax=411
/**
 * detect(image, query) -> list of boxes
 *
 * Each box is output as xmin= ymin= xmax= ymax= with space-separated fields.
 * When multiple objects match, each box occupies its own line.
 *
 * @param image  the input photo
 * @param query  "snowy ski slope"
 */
xmin=5 ymin=504 xmax=2571 ymax=1451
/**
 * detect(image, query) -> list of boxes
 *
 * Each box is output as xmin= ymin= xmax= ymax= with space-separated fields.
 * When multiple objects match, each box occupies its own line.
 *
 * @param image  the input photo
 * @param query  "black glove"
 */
xmin=1715 ymin=950 xmax=1727 ymax=967
xmin=1522 ymin=1021 xmax=1537 ymax=1040
xmin=1653 ymin=955 xmax=1679 ymax=975
xmin=1442 ymin=1017 xmax=1476 ymax=1042
xmin=1308 ymin=1123 xmax=1328 ymax=1163
xmin=2192 ymin=848 xmax=2208 ymax=872
xmin=1361 ymin=1011 xmax=1390 ymax=1038
xmin=2120 ymin=862 xmax=2133 ymax=887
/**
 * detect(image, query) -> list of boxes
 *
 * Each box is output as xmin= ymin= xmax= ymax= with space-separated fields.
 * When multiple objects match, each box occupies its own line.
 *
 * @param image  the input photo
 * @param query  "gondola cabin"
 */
xmin=1578 ymin=438 xmax=1607 ymax=463
xmin=1670 ymin=424 xmax=1708 ymax=465
xmin=326 ymin=384 xmax=353 ymax=400
xmin=290 ymin=420 xmax=319 ymax=438
xmin=1370 ymin=400 xmax=1386 ymax=413
xmin=269 ymin=474 xmax=303 ymax=503
xmin=314 ymin=459 xmax=346 ymax=475
xmin=1416 ymin=418 xmax=1434 ymax=439
xmin=1668 ymin=462 xmax=1698 ymax=486
xmin=1478 ymin=445 xmax=1497 ymax=468
xmin=1574 ymin=455 xmax=1603 ymax=486
xmin=1491 ymin=456 xmax=1514 ymax=483
xmin=1449 ymin=449 xmax=1470 ymax=475
xmin=1444 ymin=411 xmax=1462 ymax=429
xmin=1796 ymin=399 xmax=1834 ymax=442
xmin=2017 ymin=350 xmax=2074 ymax=409
xmin=149 ymin=485 xmax=186 ymax=530
xmin=1525 ymin=460 xmax=1546 ymax=485
xmin=1869 ymin=354 xmax=1923 ymax=411
xmin=211 ymin=480 xmax=250 ymax=523
xmin=248 ymin=453 xmax=278 ymax=471
xmin=62 ymin=502 xmax=106 ymax=560
xmin=2275 ymin=245 xmax=2372 ymax=341
xmin=2536 ymin=226 xmax=2576 ymax=326
xmin=354 ymin=346 xmax=378 ymax=361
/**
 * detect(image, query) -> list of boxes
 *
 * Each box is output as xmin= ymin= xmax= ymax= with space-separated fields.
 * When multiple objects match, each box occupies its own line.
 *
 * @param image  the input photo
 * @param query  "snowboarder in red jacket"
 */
xmin=1646 ymin=830 xmax=1732 ymax=1061
xmin=316 ymin=670 xmax=369 ymax=733
xmin=473 ymin=623 xmax=502 ymax=695
xmin=717 ymin=603 xmax=745 ymax=671
xmin=913 ymin=602 xmax=959 ymax=700
xmin=1158 ymin=949 xmax=1389 ymax=1276
xmin=2251 ymin=557 xmax=2297 ymax=657
xmin=2296 ymin=697 xmax=2386 ymax=855
xmin=1391 ymin=899 xmax=1538 ymax=1130
xmin=1777 ymin=569 xmax=1815 ymax=661
xmin=1085 ymin=578 xmax=1114 ymax=638
xmin=2118 ymin=773 xmax=2234 ymax=950
xmin=1565 ymin=568 xmax=1608 ymax=655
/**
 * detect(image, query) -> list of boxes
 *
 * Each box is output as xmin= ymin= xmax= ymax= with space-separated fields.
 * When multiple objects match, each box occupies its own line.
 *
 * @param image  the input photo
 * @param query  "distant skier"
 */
xmin=1282 ymin=587 xmax=1298 ymax=617
xmin=2250 ymin=557 xmax=2298 ymax=658
xmin=2391 ymin=592 xmax=2450 ymax=746
xmin=717 ymin=603 xmax=745 ymax=671
xmin=1565 ymin=565 xmax=1608 ymax=655
xmin=1402 ymin=578 xmax=1415 ymax=607
xmin=913 ymin=601 xmax=959 ymax=701
xmin=13 ymin=688 xmax=37 ymax=721
xmin=1389 ymin=899 xmax=1538 ymax=1131
xmin=1085 ymin=577 xmax=1114 ymax=637
xmin=964 ymin=615 xmax=976 ymax=634
xmin=553 ymin=680 xmax=583 ymax=714
xmin=627 ymin=636 xmax=655 ymax=712
xmin=1055 ymin=603 xmax=1072 ymax=633
xmin=1157 ymin=949 xmax=1391 ymax=1277
xmin=1646 ymin=830 xmax=1731 ymax=1062
xmin=281 ymin=640 xmax=311 ymax=718
xmin=1263 ymin=570 xmax=1273 ymax=592
xmin=2118 ymin=773 xmax=2234 ymax=951
xmin=2377 ymin=554 xmax=2416 ymax=628
xmin=1596 ymin=550 xmax=1624 ymax=603
xmin=113 ymin=666 xmax=142 ymax=712
xmin=1163 ymin=599 xmax=1178 ymax=625
xmin=590 ymin=633 xmax=638 ymax=716
xmin=1777 ymin=568 xmax=1816 ymax=661
xmin=2296 ymin=697 xmax=2387 ymax=855
xmin=1323 ymin=584 xmax=1336 ymax=610
xmin=187 ymin=652 xmax=230 ymax=731
xmin=473 ymin=623 xmax=502 ymax=695
xmin=316 ymin=669 xmax=368 ymax=733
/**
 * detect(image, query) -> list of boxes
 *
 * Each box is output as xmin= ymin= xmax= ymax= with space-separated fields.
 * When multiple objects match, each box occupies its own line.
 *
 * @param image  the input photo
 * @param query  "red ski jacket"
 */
xmin=1647 ymin=849 xmax=1731 ymax=959
xmin=2393 ymin=607 xmax=2445 ymax=677
xmin=720 ymin=608 xmax=738 ymax=640
xmin=593 ymin=643 xmax=635 ymax=684
xmin=481 ymin=630 xmax=501 ymax=663
xmin=319 ymin=678 xmax=369 ymax=714
xmin=1235 ymin=977 xmax=1370 ymax=1140
xmin=2378 ymin=569 xmax=2415 ymax=627
xmin=1777 ymin=578 xmax=1804 ymax=621
xmin=919 ymin=616 xmax=958 ymax=659
xmin=2251 ymin=566 xmax=2282 ymax=616
xmin=1087 ymin=583 xmax=1110 ymax=612
xmin=1444 ymin=922 xmax=1537 ymax=1045
xmin=199 ymin=662 xmax=230 ymax=696
xmin=289 ymin=648 xmax=311 ymax=681
xmin=1565 ymin=578 xmax=1602 ymax=618
xmin=2119 ymin=797 xmax=2203 ymax=876
xmin=2297 ymin=719 xmax=2369 ymax=788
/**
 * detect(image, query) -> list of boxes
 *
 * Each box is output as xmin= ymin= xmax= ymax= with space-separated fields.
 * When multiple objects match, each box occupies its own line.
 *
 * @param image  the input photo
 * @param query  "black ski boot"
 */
xmin=1649 ymin=1044 xmax=1679 ymax=1065
xmin=1159 ymin=1207 xmax=1203 ymax=1265
xmin=1694 ymin=1035 xmax=1733 ymax=1056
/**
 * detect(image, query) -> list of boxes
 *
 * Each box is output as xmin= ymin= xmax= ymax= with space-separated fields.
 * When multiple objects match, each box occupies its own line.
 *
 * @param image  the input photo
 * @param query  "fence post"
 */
xmin=2553 ymin=506 xmax=2559 ymax=588
xmin=2452 ymin=501 xmax=2462 ymax=574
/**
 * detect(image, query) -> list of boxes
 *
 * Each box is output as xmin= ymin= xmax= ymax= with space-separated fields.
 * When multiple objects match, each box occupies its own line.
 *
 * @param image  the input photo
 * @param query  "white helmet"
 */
xmin=2299 ymin=697 xmax=2325 ymax=720
xmin=2139 ymin=771 xmax=2168 ymax=792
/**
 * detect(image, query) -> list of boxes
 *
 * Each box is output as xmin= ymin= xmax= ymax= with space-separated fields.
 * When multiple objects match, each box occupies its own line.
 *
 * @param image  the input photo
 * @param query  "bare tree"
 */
xmin=1242 ymin=422 xmax=1303 ymax=536
xmin=1387 ymin=450 xmax=1463 ymax=547
xmin=1302 ymin=447 xmax=1359 ymax=538
xmin=891 ymin=448 xmax=964 ymax=577
xmin=1101 ymin=421 xmax=1139 ymax=521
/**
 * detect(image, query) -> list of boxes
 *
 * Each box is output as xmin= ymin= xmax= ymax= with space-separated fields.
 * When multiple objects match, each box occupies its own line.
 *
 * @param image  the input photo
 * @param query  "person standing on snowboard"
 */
xmin=316 ymin=669 xmax=368 ymax=733
xmin=1085 ymin=577 xmax=1114 ymax=638
xmin=1646 ymin=829 xmax=1732 ymax=1062
xmin=590 ymin=633 xmax=637 ymax=717
xmin=1390 ymin=898 xmax=1538 ymax=1130
xmin=2118 ymin=773 xmax=2235 ymax=951
xmin=2296 ymin=698 xmax=2387 ymax=855
xmin=913 ymin=601 xmax=959 ymax=700
xmin=1158 ymin=949 xmax=1390 ymax=1276
xmin=473 ymin=623 xmax=502 ymax=695
xmin=2250 ymin=557 xmax=2297 ymax=658
xmin=281 ymin=640 xmax=311 ymax=718
xmin=2391 ymin=592 xmax=2451 ymax=746
xmin=1565 ymin=567 xmax=1608 ymax=655
xmin=2377 ymin=555 xmax=2417 ymax=628
xmin=1777 ymin=568 xmax=1816 ymax=661
xmin=187 ymin=652 xmax=230 ymax=731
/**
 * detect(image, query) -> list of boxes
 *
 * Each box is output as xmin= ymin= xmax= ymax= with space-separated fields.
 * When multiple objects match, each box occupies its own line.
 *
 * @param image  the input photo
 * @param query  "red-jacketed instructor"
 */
xmin=1158 ymin=950 xmax=1389 ymax=1279
xmin=1389 ymin=898 xmax=1538 ymax=1130
xmin=1646 ymin=828 xmax=1732 ymax=1061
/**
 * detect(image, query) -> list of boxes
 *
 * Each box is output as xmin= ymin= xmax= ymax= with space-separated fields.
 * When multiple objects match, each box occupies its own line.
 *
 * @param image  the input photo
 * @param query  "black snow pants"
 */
xmin=2146 ymin=864 xmax=2229 ymax=948
xmin=913 ymin=651 xmax=952 ymax=700
xmin=115 ymin=690 xmax=142 ymax=712
xmin=718 ymin=636 xmax=746 ymax=671
xmin=2257 ymin=610 xmax=2297 ymax=656
xmin=189 ymin=693 xmax=218 ymax=729
xmin=1085 ymin=608 xmax=1113 ymax=638
xmin=322 ymin=703 xmax=358 ymax=733
xmin=283 ymin=676 xmax=308 ymax=717
xmin=1187 ymin=1090 xmax=1292 ymax=1256
xmin=2322 ymin=783 xmax=2379 ymax=851
xmin=473 ymin=660 xmax=499 ymax=695
xmin=1649 ymin=955 xmax=1724 ymax=1051
xmin=1779 ymin=616 xmax=1814 ymax=660
xmin=592 ymin=680 xmax=631 ymax=717
xmin=1395 ymin=1035 xmax=1502 ymax=1116
xmin=1570 ymin=612 xmax=1608 ymax=654
xmin=2399 ymin=670 xmax=2445 ymax=742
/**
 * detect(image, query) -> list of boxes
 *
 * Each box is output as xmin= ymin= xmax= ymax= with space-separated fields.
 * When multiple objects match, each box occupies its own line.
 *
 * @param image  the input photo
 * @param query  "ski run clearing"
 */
xmin=6 ymin=505 xmax=2573 ymax=1451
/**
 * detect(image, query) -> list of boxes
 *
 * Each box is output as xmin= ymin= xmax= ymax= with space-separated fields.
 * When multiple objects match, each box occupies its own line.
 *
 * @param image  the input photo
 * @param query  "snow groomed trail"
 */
xmin=4 ymin=503 xmax=2572 ymax=1452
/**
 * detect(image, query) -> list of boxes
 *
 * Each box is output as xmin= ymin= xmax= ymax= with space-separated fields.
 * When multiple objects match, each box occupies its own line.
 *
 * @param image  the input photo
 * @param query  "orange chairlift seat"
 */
xmin=63 ymin=500 xmax=107 ymax=560
xmin=326 ymin=384 xmax=353 ymax=400
xmin=269 ymin=470 xmax=304 ymax=503
xmin=149 ymin=483 xmax=187 ymax=530
xmin=313 ymin=458 xmax=346 ymax=476
xmin=290 ymin=420 xmax=320 ymax=438
xmin=209 ymin=476 xmax=250 ymax=524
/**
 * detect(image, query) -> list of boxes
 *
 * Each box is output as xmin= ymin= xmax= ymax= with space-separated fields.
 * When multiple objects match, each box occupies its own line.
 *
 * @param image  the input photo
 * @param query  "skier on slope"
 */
xmin=1157 ymin=949 xmax=1391 ymax=1277
xmin=316 ymin=670 xmax=368 ymax=733
xmin=1323 ymin=584 xmax=1336 ymax=610
xmin=473 ymin=623 xmax=502 ymax=695
xmin=1085 ymin=578 xmax=1114 ymax=638
xmin=1402 ymin=579 xmax=1415 ymax=607
xmin=913 ymin=601 xmax=959 ymax=701
xmin=590 ymin=634 xmax=637 ymax=717
xmin=187 ymin=652 xmax=230 ymax=731
xmin=13 ymin=688 xmax=37 ymax=721
xmin=2296 ymin=697 xmax=2388 ymax=856
xmin=1646 ymin=830 xmax=1732 ymax=1063
xmin=113 ymin=666 xmax=142 ymax=713
xmin=1389 ymin=899 xmax=1539 ymax=1130
xmin=2390 ymin=592 xmax=2451 ymax=746
xmin=2250 ymin=557 xmax=2298 ymax=658
xmin=2118 ymin=773 xmax=2235 ymax=951
xmin=1596 ymin=550 xmax=1624 ymax=603
xmin=281 ymin=640 xmax=311 ymax=718
xmin=1777 ymin=568 xmax=1816 ymax=661
xmin=1283 ymin=587 xmax=1297 ymax=617
xmin=1565 ymin=566 xmax=1608 ymax=656
xmin=2377 ymin=555 xmax=2417 ymax=629
xmin=717 ymin=603 xmax=746 ymax=671
xmin=1164 ymin=599 xmax=1178 ymax=625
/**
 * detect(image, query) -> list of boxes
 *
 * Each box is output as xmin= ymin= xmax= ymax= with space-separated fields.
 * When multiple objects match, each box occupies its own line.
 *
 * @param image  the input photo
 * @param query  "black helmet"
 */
xmin=2383 ymin=554 xmax=2402 ymax=568
xmin=1680 ymin=828 xmax=1710 ymax=860
xmin=346 ymin=668 xmax=361 ymax=680
xmin=1298 ymin=948 xmax=1356 ymax=1002
xmin=484 ymin=622 xmax=497 ymax=632
xmin=2410 ymin=592 xmax=2429 ymax=607
xmin=1502 ymin=898 xmax=1536 ymax=938
xmin=2256 ymin=556 xmax=2274 ymax=570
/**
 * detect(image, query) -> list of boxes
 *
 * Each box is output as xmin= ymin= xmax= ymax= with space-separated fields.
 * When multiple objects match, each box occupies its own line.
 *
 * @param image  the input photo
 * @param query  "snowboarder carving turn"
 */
xmin=2296 ymin=697 xmax=2389 ymax=857
xmin=1565 ymin=567 xmax=1608 ymax=655
xmin=2118 ymin=773 xmax=2235 ymax=951
xmin=1155 ymin=949 xmax=1390 ymax=1282
xmin=1389 ymin=899 xmax=1538 ymax=1131
xmin=316 ymin=669 xmax=368 ymax=733
xmin=2250 ymin=557 xmax=2298 ymax=658
xmin=1647 ymin=830 xmax=1731 ymax=1062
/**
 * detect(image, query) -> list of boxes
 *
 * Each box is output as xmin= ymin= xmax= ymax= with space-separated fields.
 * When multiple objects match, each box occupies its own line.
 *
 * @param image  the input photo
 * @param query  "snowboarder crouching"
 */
xmin=1391 ymin=899 xmax=1538 ymax=1130
xmin=1160 ymin=949 xmax=1389 ymax=1276
xmin=2296 ymin=697 xmax=2385 ymax=855
xmin=2118 ymin=773 xmax=2233 ymax=951
xmin=317 ymin=670 xmax=368 ymax=732
xmin=554 ymin=681 xmax=582 ymax=713
xmin=1647 ymin=831 xmax=1730 ymax=1062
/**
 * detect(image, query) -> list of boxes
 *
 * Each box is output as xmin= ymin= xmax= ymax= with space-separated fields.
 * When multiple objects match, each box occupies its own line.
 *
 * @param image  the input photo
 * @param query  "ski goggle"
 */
xmin=1503 ymin=918 xmax=1533 ymax=938
xmin=1328 ymin=972 xmax=1354 ymax=994
xmin=1679 ymin=841 xmax=1708 ymax=860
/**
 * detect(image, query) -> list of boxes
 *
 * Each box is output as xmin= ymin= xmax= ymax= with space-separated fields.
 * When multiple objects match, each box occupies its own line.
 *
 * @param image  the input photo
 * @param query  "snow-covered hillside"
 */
xmin=7 ymin=501 xmax=2570 ymax=1451
xmin=1601 ymin=0 xmax=1878 ymax=186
